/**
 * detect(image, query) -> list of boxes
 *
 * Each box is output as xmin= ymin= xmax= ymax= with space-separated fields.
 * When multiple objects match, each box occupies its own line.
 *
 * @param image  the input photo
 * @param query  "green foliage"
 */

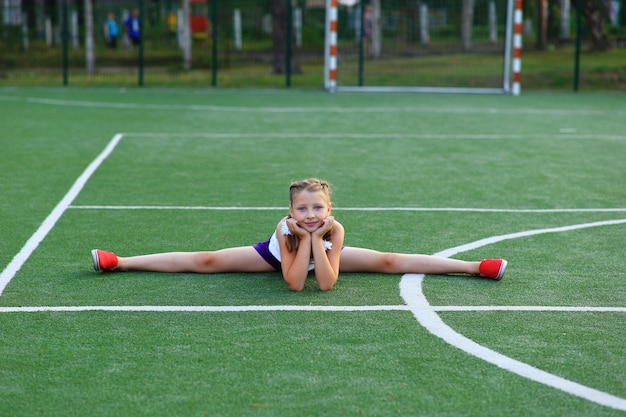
xmin=1 ymin=0 xmax=625 ymax=90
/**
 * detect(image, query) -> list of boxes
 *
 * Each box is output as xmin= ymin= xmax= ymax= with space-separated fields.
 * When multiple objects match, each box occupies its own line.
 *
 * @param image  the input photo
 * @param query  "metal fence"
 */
xmin=1 ymin=0 xmax=624 ymax=90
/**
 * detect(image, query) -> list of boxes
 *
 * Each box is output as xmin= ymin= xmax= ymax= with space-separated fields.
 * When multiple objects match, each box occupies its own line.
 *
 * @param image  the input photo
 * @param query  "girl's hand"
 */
xmin=312 ymin=216 xmax=334 ymax=238
xmin=285 ymin=217 xmax=309 ymax=238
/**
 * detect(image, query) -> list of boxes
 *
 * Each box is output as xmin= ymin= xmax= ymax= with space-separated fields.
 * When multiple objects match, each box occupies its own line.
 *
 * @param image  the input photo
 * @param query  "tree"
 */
xmin=536 ymin=0 xmax=548 ymax=50
xmin=84 ymin=0 xmax=95 ymax=74
xmin=461 ymin=0 xmax=474 ymax=51
xmin=270 ymin=0 xmax=300 ymax=74
xmin=182 ymin=0 xmax=191 ymax=69
xmin=574 ymin=0 xmax=611 ymax=50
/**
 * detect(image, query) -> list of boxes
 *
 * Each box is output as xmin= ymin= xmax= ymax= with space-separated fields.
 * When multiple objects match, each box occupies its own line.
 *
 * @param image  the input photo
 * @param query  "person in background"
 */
xmin=124 ymin=8 xmax=141 ymax=48
xmin=103 ymin=12 xmax=119 ymax=49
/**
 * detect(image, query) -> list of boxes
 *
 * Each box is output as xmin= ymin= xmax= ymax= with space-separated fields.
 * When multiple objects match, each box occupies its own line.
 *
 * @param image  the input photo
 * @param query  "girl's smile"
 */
xmin=289 ymin=190 xmax=331 ymax=230
xmin=301 ymin=221 xmax=322 ymax=230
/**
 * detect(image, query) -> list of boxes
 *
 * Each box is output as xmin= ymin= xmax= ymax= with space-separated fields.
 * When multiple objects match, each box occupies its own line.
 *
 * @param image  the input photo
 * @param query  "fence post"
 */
xmin=574 ymin=0 xmax=581 ymax=92
xmin=358 ymin=1 xmax=364 ymax=86
xmin=211 ymin=0 xmax=218 ymax=87
xmin=286 ymin=0 xmax=293 ymax=88
xmin=62 ymin=0 xmax=69 ymax=85
xmin=138 ymin=0 xmax=145 ymax=86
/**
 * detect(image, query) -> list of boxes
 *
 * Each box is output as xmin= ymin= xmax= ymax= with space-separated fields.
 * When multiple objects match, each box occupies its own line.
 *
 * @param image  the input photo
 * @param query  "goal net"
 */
xmin=324 ymin=0 xmax=521 ymax=94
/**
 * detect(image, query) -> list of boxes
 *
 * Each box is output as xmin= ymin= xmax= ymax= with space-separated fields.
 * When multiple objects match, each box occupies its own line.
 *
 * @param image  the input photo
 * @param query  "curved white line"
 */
xmin=433 ymin=306 xmax=626 ymax=312
xmin=400 ymin=218 xmax=626 ymax=411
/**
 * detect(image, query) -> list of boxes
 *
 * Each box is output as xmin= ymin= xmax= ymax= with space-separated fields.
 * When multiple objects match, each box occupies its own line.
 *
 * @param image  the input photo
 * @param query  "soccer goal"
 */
xmin=324 ymin=0 xmax=522 ymax=95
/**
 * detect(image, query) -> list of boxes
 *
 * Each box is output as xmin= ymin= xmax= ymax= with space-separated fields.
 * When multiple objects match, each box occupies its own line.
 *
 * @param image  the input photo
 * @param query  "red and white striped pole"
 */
xmin=325 ymin=0 xmax=338 ymax=92
xmin=512 ymin=0 xmax=523 ymax=95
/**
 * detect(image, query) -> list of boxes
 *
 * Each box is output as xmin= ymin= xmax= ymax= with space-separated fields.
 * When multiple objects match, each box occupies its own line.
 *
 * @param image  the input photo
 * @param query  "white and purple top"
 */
xmin=268 ymin=221 xmax=333 ymax=271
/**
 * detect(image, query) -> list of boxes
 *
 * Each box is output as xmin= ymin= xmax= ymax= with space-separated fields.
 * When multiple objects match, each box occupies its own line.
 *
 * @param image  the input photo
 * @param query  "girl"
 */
xmin=92 ymin=178 xmax=507 ymax=291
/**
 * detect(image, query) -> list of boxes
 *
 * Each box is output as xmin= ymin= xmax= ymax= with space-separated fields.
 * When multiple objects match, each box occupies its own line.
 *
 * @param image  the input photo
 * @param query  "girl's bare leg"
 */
xmin=117 ymin=246 xmax=276 ymax=273
xmin=339 ymin=247 xmax=479 ymax=275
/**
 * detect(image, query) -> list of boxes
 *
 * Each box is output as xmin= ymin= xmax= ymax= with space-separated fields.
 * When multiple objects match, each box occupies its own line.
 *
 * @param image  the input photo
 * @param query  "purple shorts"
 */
xmin=253 ymin=237 xmax=281 ymax=271
xmin=253 ymin=237 xmax=345 ymax=272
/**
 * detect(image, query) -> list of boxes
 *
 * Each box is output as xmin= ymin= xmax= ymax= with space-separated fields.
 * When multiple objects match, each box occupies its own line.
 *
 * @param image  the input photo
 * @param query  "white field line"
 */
xmin=69 ymin=205 xmax=626 ymax=213
xmin=2 ymin=130 xmax=625 ymax=409
xmin=2 ymin=94 xmax=626 ymax=118
xmin=136 ymin=132 xmax=626 ymax=139
xmin=400 ymin=218 xmax=626 ymax=411
xmin=0 ymin=134 xmax=124 ymax=296
xmin=0 ymin=305 xmax=624 ymax=313
xmin=125 ymin=132 xmax=626 ymax=141
xmin=0 ymin=305 xmax=409 ymax=313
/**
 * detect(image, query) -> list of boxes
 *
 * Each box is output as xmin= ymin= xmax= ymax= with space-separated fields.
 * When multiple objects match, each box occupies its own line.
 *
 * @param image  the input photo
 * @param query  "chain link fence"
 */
xmin=1 ymin=0 xmax=624 ymax=90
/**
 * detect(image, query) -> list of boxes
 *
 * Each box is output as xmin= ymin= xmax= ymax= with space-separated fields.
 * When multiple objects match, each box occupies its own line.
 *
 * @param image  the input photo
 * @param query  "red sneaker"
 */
xmin=479 ymin=259 xmax=507 ymax=281
xmin=92 ymin=249 xmax=118 ymax=271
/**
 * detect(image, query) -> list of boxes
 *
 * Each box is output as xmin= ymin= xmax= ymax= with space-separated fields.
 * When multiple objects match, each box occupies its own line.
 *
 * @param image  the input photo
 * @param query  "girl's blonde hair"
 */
xmin=285 ymin=178 xmax=332 ymax=252
xmin=289 ymin=178 xmax=332 ymax=206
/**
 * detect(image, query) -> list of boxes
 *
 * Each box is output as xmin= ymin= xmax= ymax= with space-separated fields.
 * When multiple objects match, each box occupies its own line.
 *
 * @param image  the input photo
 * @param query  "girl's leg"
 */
xmin=338 ymin=247 xmax=479 ymax=275
xmin=117 ymin=246 xmax=276 ymax=273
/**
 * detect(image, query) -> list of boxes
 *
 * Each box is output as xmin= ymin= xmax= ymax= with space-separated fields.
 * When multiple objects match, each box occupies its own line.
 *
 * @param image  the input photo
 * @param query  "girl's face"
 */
xmin=289 ymin=190 xmax=331 ymax=232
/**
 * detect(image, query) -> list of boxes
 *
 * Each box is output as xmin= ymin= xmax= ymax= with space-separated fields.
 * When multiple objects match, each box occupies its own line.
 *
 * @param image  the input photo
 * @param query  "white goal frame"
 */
xmin=324 ymin=0 xmax=522 ymax=95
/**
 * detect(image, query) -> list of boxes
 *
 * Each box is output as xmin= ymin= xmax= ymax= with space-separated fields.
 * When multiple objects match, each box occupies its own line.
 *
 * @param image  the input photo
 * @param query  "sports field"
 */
xmin=0 ymin=87 xmax=624 ymax=416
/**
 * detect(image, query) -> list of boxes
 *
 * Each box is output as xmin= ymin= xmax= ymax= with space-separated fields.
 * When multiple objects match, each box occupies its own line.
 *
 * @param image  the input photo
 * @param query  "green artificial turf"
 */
xmin=0 ymin=87 xmax=624 ymax=416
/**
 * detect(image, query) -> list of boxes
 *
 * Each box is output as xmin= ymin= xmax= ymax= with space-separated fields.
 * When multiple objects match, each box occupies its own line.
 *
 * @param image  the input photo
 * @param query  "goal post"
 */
xmin=324 ymin=0 xmax=522 ymax=95
xmin=324 ymin=0 xmax=339 ymax=93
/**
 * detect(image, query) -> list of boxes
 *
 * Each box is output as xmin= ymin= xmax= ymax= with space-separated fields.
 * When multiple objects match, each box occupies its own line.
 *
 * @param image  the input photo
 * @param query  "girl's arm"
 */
xmin=311 ymin=219 xmax=343 ymax=291
xmin=277 ymin=219 xmax=313 ymax=292
xmin=278 ymin=217 xmax=344 ymax=292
